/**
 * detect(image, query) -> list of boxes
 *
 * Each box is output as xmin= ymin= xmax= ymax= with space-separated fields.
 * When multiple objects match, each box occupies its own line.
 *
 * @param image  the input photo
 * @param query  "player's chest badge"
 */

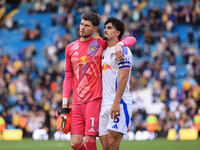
xmin=110 ymin=53 xmax=114 ymax=59
xmin=89 ymin=45 xmax=95 ymax=51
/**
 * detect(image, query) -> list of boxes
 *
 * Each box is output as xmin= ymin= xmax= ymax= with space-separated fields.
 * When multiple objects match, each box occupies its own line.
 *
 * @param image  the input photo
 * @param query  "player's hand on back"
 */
xmin=115 ymin=43 xmax=124 ymax=61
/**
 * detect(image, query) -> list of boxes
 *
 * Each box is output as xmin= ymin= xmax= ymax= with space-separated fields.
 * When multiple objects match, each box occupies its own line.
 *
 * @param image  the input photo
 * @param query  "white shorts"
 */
xmin=99 ymin=100 xmax=132 ymax=136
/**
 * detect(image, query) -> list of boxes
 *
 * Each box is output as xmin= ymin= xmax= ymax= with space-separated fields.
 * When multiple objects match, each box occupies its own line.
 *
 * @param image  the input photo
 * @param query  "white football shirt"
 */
xmin=101 ymin=46 xmax=132 ymax=106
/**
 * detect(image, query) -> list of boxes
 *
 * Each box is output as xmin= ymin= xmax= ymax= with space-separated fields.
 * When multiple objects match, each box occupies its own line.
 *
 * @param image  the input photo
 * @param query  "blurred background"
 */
xmin=0 ymin=0 xmax=200 ymax=140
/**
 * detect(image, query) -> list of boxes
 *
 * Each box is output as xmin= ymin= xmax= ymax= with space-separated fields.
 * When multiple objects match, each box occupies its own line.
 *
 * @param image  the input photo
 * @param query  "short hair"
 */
xmin=104 ymin=17 xmax=125 ymax=40
xmin=81 ymin=12 xmax=101 ymax=26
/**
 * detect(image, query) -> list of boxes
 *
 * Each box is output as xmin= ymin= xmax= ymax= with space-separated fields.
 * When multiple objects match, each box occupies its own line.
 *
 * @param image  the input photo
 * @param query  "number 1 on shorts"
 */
xmin=90 ymin=117 xmax=94 ymax=127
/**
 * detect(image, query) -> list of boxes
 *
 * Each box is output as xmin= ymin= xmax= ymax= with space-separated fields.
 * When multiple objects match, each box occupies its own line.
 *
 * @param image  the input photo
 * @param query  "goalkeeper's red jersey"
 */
xmin=63 ymin=36 xmax=136 ymax=104
xmin=63 ymin=37 xmax=106 ymax=104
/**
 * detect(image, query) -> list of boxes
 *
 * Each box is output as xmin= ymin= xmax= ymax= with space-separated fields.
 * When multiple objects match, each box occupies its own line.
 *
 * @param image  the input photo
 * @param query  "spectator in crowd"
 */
xmin=188 ymin=28 xmax=194 ymax=43
xmin=22 ymin=22 xmax=40 ymax=40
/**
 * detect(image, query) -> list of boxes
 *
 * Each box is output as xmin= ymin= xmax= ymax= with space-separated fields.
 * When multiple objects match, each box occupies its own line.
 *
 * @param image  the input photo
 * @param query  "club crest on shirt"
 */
xmin=110 ymin=53 xmax=114 ymax=59
xmin=89 ymin=45 xmax=95 ymax=51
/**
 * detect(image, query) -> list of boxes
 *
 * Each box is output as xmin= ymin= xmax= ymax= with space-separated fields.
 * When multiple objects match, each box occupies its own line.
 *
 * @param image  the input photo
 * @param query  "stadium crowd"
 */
xmin=0 ymin=0 xmax=200 ymax=138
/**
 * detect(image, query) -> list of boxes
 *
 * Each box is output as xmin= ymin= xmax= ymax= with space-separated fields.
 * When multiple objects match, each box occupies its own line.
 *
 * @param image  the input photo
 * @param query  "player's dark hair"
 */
xmin=81 ymin=12 xmax=101 ymax=26
xmin=104 ymin=17 xmax=125 ymax=40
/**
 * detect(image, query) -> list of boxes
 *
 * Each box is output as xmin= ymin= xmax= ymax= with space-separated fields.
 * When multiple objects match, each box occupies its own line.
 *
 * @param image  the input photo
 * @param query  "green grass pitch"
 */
xmin=0 ymin=138 xmax=200 ymax=150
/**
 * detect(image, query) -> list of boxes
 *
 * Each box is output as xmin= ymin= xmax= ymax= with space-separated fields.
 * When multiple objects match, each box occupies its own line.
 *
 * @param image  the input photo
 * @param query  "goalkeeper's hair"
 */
xmin=81 ymin=12 xmax=101 ymax=26
xmin=104 ymin=17 xmax=125 ymax=40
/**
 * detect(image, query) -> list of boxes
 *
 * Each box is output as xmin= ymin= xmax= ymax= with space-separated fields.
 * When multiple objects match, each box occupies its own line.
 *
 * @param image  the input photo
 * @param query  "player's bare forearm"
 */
xmin=110 ymin=67 xmax=130 ymax=119
xmin=114 ymin=74 xmax=128 ymax=104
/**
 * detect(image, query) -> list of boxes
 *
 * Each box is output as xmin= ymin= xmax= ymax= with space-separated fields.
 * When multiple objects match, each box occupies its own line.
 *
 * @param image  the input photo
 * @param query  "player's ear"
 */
xmin=93 ymin=26 xmax=98 ymax=32
xmin=116 ymin=31 xmax=120 ymax=37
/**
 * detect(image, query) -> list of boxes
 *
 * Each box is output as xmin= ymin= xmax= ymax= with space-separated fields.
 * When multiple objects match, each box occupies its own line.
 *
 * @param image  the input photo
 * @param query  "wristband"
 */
xmin=62 ymin=97 xmax=68 ymax=105
xmin=118 ymin=42 xmax=124 ymax=46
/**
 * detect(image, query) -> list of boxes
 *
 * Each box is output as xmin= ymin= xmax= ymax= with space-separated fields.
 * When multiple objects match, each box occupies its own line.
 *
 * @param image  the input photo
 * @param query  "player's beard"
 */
xmin=103 ymin=32 xmax=108 ymax=40
xmin=102 ymin=36 xmax=108 ymax=40
xmin=80 ymin=30 xmax=93 ymax=39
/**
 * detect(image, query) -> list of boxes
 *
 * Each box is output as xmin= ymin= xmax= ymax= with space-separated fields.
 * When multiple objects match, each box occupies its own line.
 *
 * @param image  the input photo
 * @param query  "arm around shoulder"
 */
xmin=120 ymin=36 xmax=137 ymax=47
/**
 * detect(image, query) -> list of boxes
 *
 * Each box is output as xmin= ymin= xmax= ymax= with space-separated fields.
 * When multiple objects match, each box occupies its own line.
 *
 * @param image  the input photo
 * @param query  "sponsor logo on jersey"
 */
xmin=112 ymin=124 xmax=118 ymax=129
xmin=76 ymin=55 xmax=94 ymax=65
xmin=102 ymin=62 xmax=112 ymax=71
xmin=110 ymin=53 xmax=114 ymax=59
xmin=88 ymin=128 xmax=95 ymax=132
xmin=89 ymin=45 xmax=95 ymax=51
